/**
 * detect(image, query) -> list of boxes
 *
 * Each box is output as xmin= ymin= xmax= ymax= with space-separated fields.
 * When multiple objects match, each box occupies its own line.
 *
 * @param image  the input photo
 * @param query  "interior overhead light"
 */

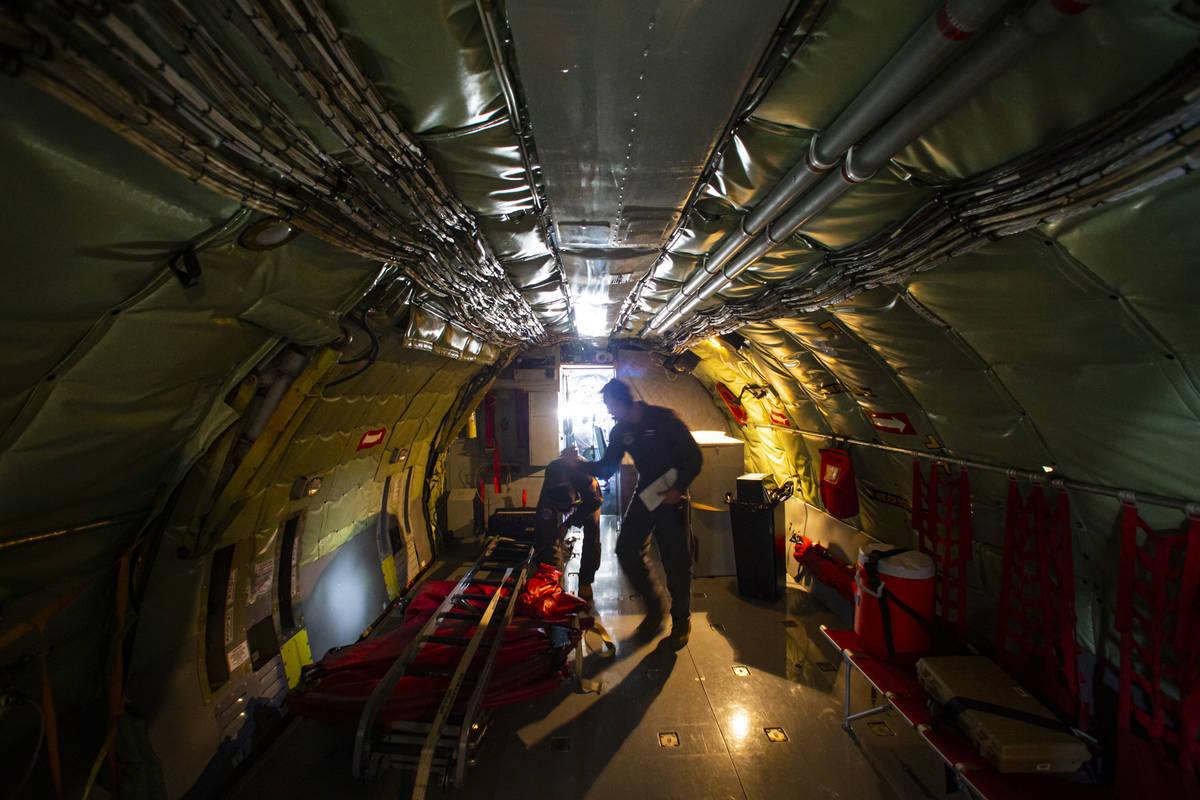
xmin=574 ymin=296 xmax=608 ymax=338
xmin=290 ymin=475 xmax=323 ymax=499
xmin=1042 ymin=465 xmax=1056 ymax=473
xmin=239 ymin=218 xmax=301 ymax=251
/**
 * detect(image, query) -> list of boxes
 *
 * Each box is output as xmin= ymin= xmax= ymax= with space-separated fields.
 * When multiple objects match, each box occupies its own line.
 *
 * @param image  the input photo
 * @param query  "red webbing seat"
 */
xmin=996 ymin=479 xmax=1087 ymax=727
xmin=912 ymin=460 xmax=971 ymax=639
xmin=1114 ymin=502 xmax=1200 ymax=798
xmin=919 ymin=725 xmax=988 ymax=771
xmin=823 ymin=626 xmax=1113 ymax=799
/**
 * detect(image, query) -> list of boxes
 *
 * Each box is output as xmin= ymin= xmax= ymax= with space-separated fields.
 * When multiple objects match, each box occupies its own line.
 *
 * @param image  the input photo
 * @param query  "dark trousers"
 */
xmin=617 ymin=496 xmax=692 ymax=624
xmin=533 ymin=504 xmax=564 ymax=568
xmin=534 ymin=504 xmax=602 ymax=583
xmin=567 ymin=507 xmax=601 ymax=585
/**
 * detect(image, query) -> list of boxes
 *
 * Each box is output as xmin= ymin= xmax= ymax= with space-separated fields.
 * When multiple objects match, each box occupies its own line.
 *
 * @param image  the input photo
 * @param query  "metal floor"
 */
xmin=231 ymin=517 xmax=951 ymax=799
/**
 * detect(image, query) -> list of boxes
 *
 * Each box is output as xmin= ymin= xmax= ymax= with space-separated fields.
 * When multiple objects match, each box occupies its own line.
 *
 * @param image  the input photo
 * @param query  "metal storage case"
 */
xmin=916 ymin=656 xmax=1090 ymax=774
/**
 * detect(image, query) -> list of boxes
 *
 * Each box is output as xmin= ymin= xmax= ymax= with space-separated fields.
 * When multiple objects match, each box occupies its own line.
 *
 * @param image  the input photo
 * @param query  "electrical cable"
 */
xmin=338 ymin=310 xmax=380 ymax=365
xmin=80 ymin=727 xmax=118 ymax=800
xmin=0 ymin=2 xmax=544 ymax=344
xmin=326 ymin=311 xmax=380 ymax=389
xmin=663 ymin=56 xmax=1200 ymax=345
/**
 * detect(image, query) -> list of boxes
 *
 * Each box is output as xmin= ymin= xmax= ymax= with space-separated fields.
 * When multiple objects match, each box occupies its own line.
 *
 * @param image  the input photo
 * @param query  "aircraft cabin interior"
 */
xmin=1 ymin=0 xmax=1199 ymax=798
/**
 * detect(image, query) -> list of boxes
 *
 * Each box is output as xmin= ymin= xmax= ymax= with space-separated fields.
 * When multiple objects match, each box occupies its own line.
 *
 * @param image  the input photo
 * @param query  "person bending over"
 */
xmin=532 ymin=453 xmax=603 ymax=601
xmin=578 ymin=378 xmax=702 ymax=649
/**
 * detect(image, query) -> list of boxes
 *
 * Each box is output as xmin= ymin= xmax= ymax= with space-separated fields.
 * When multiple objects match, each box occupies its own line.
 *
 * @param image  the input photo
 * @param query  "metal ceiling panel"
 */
xmin=506 ymin=0 xmax=795 ymax=329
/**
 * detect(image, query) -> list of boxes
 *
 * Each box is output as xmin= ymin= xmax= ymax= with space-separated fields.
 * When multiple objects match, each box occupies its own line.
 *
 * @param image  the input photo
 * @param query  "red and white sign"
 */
xmin=356 ymin=427 xmax=387 ymax=450
xmin=868 ymin=412 xmax=915 ymax=435
xmin=769 ymin=410 xmax=791 ymax=427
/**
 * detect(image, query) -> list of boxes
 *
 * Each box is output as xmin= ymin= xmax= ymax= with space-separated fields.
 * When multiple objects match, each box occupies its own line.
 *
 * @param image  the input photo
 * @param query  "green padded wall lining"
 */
xmin=332 ymin=0 xmax=571 ymax=331
xmin=687 ymin=166 xmax=1200 ymax=650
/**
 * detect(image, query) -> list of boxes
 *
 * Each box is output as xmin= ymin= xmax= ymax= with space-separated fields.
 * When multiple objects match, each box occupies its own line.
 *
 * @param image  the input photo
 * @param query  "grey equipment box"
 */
xmin=916 ymin=655 xmax=1089 ymax=774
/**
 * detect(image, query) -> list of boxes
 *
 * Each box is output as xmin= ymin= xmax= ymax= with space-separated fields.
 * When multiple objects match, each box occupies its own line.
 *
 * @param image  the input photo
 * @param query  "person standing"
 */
xmin=579 ymin=379 xmax=702 ymax=649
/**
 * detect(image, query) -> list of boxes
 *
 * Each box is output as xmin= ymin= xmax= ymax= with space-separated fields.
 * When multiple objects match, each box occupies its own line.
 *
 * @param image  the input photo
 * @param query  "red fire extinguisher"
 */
xmin=819 ymin=448 xmax=858 ymax=518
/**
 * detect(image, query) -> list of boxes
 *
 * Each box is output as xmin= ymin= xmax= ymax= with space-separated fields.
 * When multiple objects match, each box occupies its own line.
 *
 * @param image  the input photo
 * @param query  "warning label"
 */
xmin=357 ymin=427 xmax=387 ymax=450
xmin=227 ymin=641 xmax=251 ymax=672
xmin=867 ymin=412 xmax=915 ymax=435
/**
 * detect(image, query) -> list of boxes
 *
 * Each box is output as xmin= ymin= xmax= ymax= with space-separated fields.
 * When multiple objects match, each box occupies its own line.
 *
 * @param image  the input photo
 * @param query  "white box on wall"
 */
xmin=529 ymin=390 xmax=559 ymax=466
xmin=690 ymin=436 xmax=745 ymax=577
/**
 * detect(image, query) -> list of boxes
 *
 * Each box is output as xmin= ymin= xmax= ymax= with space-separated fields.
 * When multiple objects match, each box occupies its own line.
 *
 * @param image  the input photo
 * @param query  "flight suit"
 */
xmin=533 ymin=456 xmax=604 ymax=581
xmin=585 ymin=403 xmax=703 ymax=626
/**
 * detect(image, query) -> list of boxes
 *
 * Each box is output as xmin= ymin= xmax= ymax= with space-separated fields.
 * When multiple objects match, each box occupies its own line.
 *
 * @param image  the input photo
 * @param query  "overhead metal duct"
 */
xmin=653 ymin=0 xmax=1092 ymax=334
xmin=650 ymin=0 xmax=1013 ymax=330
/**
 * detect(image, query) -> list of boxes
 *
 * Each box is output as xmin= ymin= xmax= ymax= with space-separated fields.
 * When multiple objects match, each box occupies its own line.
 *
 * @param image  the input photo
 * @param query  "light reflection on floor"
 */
xmin=231 ymin=516 xmax=950 ymax=800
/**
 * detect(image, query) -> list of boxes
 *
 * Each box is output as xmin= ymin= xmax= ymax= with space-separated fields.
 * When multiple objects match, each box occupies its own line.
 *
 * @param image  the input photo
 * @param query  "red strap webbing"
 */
xmin=912 ymin=460 xmax=971 ymax=640
xmin=1176 ymin=515 xmax=1200 ymax=649
xmin=1116 ymin=502 xmax=1200 ymax=776
xmin=911 ymin=458 xmax=927 ymax=538
xmin=997 ymin=480 xmax=1084 ymax=724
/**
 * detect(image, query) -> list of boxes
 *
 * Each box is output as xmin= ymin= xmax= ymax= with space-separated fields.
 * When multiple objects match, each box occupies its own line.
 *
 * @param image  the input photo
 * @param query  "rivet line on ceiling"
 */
xmin=611 ymin=14 xmax=656 ymax=247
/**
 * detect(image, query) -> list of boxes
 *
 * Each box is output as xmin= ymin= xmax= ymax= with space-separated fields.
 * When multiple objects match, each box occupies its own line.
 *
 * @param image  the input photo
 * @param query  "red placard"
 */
xmin=716 ymin=383 xmax=748 ymax=426
xmin=867 ymin=412 xmax=915 ymax=435
xmin=356 ymin=427 xmax=387 ymax=450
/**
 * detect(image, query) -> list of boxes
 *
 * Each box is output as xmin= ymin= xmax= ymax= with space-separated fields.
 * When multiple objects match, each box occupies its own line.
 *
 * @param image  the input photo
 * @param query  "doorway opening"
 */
xmin=559 ymin=366 xmax=613 ymax=462
xmin=559 ymin=365 xmax=617 ymax=514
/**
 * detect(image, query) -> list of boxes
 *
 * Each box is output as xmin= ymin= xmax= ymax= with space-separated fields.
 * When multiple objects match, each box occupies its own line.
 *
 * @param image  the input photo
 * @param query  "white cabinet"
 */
xmin=529 ymin=390 xmax=559 ymax=466
xmin=690 ymin=437 xmax=745 ymax=576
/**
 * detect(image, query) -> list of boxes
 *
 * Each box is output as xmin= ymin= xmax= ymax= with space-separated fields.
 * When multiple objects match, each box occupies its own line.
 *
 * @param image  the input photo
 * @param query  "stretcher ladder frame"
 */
xmin=351 ymin=536 xmax=534 ymax=785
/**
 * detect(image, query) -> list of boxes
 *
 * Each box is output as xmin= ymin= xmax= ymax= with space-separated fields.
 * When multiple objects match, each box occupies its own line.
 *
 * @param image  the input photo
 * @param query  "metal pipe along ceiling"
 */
xmin=652 ymin=0 xmax=1092 ymax=334
xmin=651 ymin=0 xmax=1013 ymax=329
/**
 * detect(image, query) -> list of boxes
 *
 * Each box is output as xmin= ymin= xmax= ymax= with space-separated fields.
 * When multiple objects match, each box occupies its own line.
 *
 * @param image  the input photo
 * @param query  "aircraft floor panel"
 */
xmin=230 ymin=516 xmax=948 ymax=799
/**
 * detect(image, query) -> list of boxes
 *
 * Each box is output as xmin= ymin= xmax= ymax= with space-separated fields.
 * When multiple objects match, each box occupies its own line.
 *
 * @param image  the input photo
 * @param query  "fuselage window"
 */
xmin=277 ymin=514 xmax=301 ymax=634
xmin=205 ymin=544 xmax=235 ymax=690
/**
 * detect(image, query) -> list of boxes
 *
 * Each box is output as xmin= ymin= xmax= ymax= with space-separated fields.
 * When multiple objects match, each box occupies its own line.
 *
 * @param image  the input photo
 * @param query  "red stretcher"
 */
xmin=821 ymin=626 xmax=1111 ymax=800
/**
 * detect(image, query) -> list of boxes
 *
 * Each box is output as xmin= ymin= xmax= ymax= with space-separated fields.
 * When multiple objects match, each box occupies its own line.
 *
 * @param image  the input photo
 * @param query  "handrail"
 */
xmin=753 ymin=423 xmax=1200 ymax=513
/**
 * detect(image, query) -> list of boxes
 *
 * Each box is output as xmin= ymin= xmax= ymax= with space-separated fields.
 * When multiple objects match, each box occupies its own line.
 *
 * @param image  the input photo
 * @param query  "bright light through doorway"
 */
xmin=559 ymin=367 xmax=614 ymax=462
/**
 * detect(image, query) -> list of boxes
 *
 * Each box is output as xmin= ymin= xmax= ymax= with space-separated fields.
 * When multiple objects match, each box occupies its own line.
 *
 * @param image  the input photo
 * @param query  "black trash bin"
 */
xmin=726 ymin=475 xmax=790 ymax=602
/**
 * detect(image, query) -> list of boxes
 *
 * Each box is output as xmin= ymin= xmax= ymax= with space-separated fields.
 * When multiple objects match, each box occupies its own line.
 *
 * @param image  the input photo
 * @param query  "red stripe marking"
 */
xmin=841 ymin=163 xmax=867 ymax=184
xmin=936 ymin=4 xmax=972 ymax=41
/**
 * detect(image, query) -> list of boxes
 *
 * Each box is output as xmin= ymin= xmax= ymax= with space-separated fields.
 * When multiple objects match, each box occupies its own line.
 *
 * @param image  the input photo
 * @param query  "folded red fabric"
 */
xmin=292 ymin=568 xmax=586 ymax=726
